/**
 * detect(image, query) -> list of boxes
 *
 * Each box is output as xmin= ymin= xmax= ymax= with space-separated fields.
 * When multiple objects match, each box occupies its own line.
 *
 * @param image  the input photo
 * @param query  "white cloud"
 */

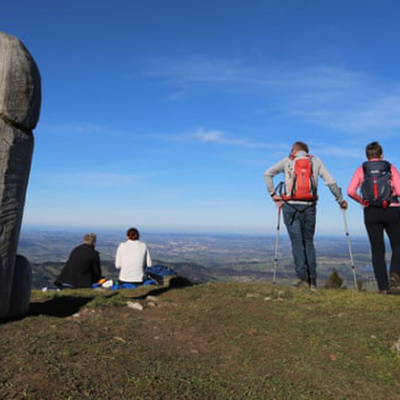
xmin=152 ymin=57 xmax=248 ymax=86
xmin=147 ymin=127 xmax=290 ymax=151
xmin=37 ymin=123 xmax=126 ymax=137
xmin=318 ymin=96 xmax=400 ymax=133
xmin=311 ymin=143 xmax=364 ymax=160
xmin=151 ymin=57 xmax=400 ymax=135
xmin=192 ymin=128 xmax=268 ymax=148
xmin=53 ymin=172 xmax=146 ymax=187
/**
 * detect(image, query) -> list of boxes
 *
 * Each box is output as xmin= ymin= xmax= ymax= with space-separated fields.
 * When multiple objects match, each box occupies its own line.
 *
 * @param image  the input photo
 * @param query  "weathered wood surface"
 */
xmin=0 ymin=31 xmax=41 ymax=318
xmin=7 ymin=255 xmax=32 ymax=318
xmin=0 ymin=32 xmax=41 ymax=129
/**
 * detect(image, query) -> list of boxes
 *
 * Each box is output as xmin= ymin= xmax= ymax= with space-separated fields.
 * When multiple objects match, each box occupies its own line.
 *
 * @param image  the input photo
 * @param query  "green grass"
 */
xmin=1 ymin=283 xmax=400 ymax=399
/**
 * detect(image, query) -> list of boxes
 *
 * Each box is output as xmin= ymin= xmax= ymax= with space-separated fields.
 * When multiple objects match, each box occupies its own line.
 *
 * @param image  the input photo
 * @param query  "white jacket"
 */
xmin=115 ymin=240 xmax=152 ymax=282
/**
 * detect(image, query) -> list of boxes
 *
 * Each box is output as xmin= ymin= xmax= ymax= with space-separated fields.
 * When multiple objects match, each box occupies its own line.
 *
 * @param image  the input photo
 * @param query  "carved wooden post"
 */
xmin=0 ymin=31 xmax=41 ymax=318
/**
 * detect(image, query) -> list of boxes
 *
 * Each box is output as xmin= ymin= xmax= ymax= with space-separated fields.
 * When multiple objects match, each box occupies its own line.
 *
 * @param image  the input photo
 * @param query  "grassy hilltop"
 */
xmin=1 ymin=282 xmax=400 ymax=399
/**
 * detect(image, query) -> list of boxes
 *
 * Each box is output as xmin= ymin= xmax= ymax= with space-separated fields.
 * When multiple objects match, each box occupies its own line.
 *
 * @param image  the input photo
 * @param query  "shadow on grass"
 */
xmin=133 ymin=275 xmax=195 ymax=300
xmin=1 ymin=275 xmax=195 ymax=324
xmin=28 ymin=295 xmax=95 ymax=318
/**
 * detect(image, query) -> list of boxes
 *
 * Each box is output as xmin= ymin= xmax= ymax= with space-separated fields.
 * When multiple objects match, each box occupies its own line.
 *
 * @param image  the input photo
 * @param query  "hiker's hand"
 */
xmin=272 ymin=194 xmax=282 ymax=202
xmin=272 ymin=194 xmax=283 ymax=207
xmin=340 ymin=200 xmax=348 ymax=210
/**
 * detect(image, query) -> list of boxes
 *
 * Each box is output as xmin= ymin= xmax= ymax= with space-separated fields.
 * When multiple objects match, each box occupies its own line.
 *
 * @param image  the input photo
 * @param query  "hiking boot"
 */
xmin=390 ymin=273 xmax=400 ymax=289
xmin=292 ymin=278 xmax=309 ymax=288
xmin=309 ymin=277 xmax=317 ymax=292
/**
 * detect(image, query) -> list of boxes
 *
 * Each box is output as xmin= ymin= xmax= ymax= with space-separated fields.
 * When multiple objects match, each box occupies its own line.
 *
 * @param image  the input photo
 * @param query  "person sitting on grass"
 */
xmin=54 ymin=233 xmax=102 ymax=289
xmin=115 ymin=227 xmax=152 ymax=286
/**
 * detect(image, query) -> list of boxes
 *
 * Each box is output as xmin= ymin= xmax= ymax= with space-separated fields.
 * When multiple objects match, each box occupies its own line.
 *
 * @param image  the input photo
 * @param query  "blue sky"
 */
xmin=4 ymin=0 xmax=400 ymax=235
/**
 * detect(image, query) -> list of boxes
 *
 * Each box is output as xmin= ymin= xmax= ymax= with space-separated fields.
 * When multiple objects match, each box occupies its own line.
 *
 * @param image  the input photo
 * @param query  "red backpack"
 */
xmin=282 ymin=155 xmax=317 ymax=201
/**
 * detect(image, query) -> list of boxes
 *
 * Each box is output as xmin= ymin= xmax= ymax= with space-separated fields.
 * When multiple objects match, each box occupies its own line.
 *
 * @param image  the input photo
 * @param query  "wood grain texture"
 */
xmin=0 ymin=31 xmax=40 ymax=318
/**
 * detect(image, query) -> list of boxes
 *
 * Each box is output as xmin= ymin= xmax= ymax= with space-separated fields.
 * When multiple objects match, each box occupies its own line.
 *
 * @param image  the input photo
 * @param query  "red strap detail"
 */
xmin=373 ymin=177 xmax=378 ymax=200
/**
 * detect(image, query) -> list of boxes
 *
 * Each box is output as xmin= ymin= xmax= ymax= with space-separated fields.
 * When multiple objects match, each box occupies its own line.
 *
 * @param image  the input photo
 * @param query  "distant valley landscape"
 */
xmin=18 ymin=228 xmax=377 ymax=291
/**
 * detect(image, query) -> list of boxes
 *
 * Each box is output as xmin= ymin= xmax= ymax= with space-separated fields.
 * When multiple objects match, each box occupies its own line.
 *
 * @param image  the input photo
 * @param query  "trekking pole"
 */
xmin=272 ymin=205 xmax=282 ymax=284
xmin=342 ymin=209 xmax=358 ymax=290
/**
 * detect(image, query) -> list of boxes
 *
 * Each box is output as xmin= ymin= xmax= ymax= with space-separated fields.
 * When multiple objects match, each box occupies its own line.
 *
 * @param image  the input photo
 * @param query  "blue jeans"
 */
xmin=282 ymin=203 xmax=317 ymax=280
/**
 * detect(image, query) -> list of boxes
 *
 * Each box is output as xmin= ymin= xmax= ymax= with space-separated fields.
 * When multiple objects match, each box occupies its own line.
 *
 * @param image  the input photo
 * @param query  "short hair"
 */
xmin=83 ymin=233 xmax=96 ymax=246
xmin=365 ymin=141 xmax=383 ymax=159
xmin=292 ymin=141 xmax=309 ymax=154
xmin=126 ymin=227 xmax=140 ymax=241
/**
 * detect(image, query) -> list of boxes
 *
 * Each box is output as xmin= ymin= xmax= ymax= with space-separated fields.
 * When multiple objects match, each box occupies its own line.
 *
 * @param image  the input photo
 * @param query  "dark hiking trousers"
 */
xmin=364 ymin=207 xmax=400 ymax=291
xmin=282 ymin=203 xmax=317 ymax=280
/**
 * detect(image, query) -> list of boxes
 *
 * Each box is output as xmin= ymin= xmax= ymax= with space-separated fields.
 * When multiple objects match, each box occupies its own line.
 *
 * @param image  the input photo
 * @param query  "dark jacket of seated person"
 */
xmin=55 ymin=233 xmax=102 ymax=288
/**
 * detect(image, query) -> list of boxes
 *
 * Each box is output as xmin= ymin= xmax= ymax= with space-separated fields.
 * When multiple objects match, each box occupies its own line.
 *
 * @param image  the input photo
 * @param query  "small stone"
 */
xmin=114 ymin=336 xmax=126 ymax=343
xmin=264 ymin=297 xmax=272 ymax=301
xmin=147 ymin=301 xmax=157 ymax=308
xmin=126 ymin=301 xmax=143 ymax=311
xmin=146 ymin=295 xmax=158 ymax=302
xmin=72 ymin=313 xmax=80 ymax=318
xmin=391 ymin=338 xmax=400 ymax=354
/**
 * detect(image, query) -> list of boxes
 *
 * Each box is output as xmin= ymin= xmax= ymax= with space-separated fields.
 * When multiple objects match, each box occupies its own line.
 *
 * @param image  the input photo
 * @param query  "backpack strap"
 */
xmin=274 ymin=180 xmax=316 ymax=224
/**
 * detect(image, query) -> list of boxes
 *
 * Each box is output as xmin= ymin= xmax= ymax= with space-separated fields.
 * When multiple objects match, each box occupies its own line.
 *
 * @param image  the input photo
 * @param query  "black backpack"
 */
xmin=361 ymin=160 xmax=393 ymax=208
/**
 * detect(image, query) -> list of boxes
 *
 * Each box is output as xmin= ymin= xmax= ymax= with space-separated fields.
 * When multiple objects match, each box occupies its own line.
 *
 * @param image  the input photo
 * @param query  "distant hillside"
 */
xmin=21 ymin=230 xmax=377 ymax=290
xmin=1 ymin=283 xmax=400 ymax=399
xmin=31 ymin=259 xmax=216 ymax=289
xmin=31 ymin=259 xmax=276 ymax=289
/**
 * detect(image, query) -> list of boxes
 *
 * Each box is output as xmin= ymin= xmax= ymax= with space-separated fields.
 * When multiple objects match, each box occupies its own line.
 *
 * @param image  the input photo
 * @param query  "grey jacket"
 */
xmin=264 ymin=150 xmax=344 ymax=205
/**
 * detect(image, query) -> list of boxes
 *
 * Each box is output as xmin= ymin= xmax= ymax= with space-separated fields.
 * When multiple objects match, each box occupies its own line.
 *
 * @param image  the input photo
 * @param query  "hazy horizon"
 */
xmin=20 ymin=224 xmax=370 ymax=240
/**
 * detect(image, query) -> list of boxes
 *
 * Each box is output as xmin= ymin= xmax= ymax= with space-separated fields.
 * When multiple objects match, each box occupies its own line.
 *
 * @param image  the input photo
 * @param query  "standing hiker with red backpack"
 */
xmin=264 ymin=141 xmax=348 ymax=290
xmin=348 ymin=141 xmax=400 ymax=294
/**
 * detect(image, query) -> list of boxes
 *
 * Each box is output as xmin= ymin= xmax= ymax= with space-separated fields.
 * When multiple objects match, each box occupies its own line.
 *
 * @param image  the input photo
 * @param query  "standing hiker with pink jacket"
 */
xmin=348 ymin=141 xmax=400 ymax=294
